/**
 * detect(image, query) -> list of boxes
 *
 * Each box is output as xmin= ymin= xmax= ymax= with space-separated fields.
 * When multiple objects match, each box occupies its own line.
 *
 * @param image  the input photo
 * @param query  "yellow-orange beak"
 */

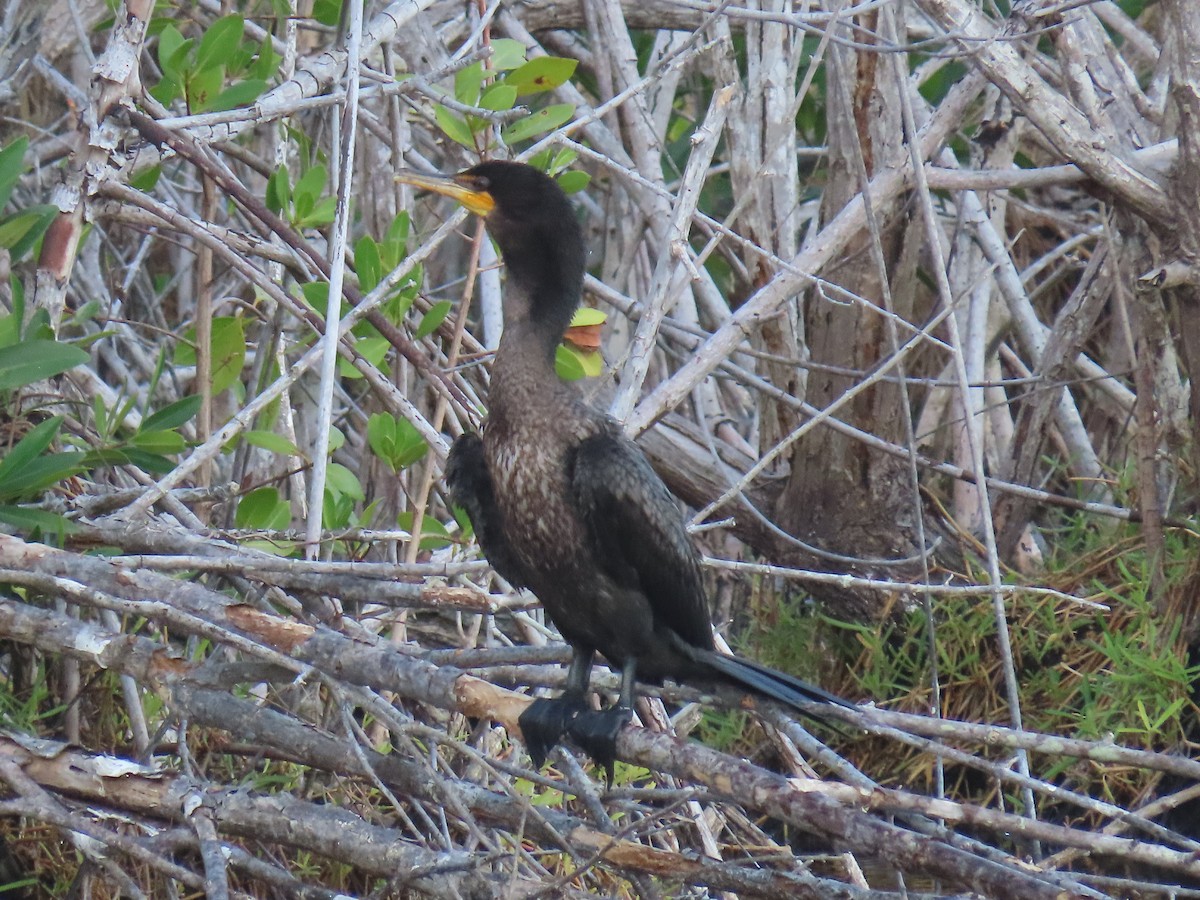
xmin=394 ymin=169 xmax=495 ymax=216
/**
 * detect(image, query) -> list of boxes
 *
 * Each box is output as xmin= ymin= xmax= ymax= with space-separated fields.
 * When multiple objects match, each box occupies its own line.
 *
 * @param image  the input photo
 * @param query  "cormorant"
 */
xmin=397 ymin=160 xmax=851 ymax=776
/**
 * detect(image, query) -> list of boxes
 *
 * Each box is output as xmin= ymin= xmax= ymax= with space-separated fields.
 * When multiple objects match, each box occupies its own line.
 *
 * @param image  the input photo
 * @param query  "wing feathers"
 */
xmin=569 ymin=433 xmax=715 ymax=651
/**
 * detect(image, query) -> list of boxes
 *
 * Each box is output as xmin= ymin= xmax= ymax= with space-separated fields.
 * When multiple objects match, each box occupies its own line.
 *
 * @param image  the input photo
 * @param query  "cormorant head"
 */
xmin=396 ymin=161 xmax=585 ymax=337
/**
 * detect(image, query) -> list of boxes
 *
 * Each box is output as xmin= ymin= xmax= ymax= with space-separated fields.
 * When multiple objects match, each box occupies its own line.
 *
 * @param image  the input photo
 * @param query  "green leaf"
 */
xmin=0 ymin=136 xmax=29 ymax=210
xmin=176 ymin=317 xmax=245 ymax=394
xmin=23 ymin=308 xmax=54 ymax=342
xmin=195 ymin=14 xmax=244 ymax=72
xmin=141 ymin=395 xmax=202 ymax=432
xmin=570 ymin=307 xmax=607 ymax=327
xmin=266 ymin=164 xmax=291 ymax=214
xmin=355 ymin=236 xmax=382 ymax=292
xmin=366 ymin=412 xmax=396 ymax=463
xmin=293 ymin=191 xmax=314 ymax=224
xmin=186 ymin=65 xmax=225 ymax=113
xmin=550 ymin=147 xmax=579 ymax=172
xmin=480 ymin=83 xmax=517 ymax=111
xmin=0 ymin=417 xmax=63 ymax=483
xmin=555 ymin=344 xmax=602 ymax=380
xmin=236 ymin=486 xmax=292 ymax=530
xmin=382 ymin=283 xmax=418 ymax=324
xmin=157 ymin=25 xmax=188 ymax=78
xmin=165 ymin=40 xmax=196 ymax=79
xmin=0 ymin=205 xmax=57 ymax=261
xmin=490 ymin=39 xmax=527 ymax=71
xmin=129 ymin=165 xmax=161 ymax=192
xmin=0 ymin=418 xmax=86 ymax=500
xmin=312 ymin=0 xmax=342 ymax=26
xmin=248 ymin=34 xmax=280 ymax=82
xmin=294 ymin=164 xmax=327 ymax=203
xmin=390 ymin=418 xmax=428 ymax=469
xmin=210 ymin=78 xmax=267 ymax=112
xmin=556 ymin=170 xmax=590 ymax=194
xmin=131 ymin=429 xmax=187 ymax=454
xmin=505 ymin=57 xmax=577 ymax=95
xmin=328 ymin=425 xmax=345 ymax=453
xmin=450 ymin=503 xmax=473 ymax=539
xmin=366 ymin=412 xmax=427 ymax=472
xmin=325 ymin=462 xmax=364 ymax=501
xmin=297 ymin=196 xmax=337 ymax=229
xmin=455 ymin=63 xmax=485 ymax=106
xmin=209 ymin=317 xmax=247 ymax=394
xmin=338 ymin=335 xmax=389 ymax=379
xmin=434 ymin=105 xmax=476 ymax=149
xmin=300 ymin=281 xmax=329 ymax=316
xmin=150 ymin=75 xmax=183 ymax=107
xmin=0 ymin=315 xmax=17 ymax=350
xmin=397 ymin=511 xmax=453 ymax=551
xmin=500 ymin=103 xmax=574 ymax=144
xmin=243 ymin=430 xmax=302 ymax=456
xmin=414 ymin=300 xmax=451 ymax=340
xmin=0 ymin=505 xmax=76 ymax=538
xmin=383 ymin=211 xmax=410 ymax=266
xmin=0 ymin=340 xmax=88 ymax=391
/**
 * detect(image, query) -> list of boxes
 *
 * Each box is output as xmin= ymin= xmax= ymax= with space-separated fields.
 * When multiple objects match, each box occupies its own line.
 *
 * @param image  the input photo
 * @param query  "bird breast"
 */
xmin=484 ymin=422 xmax=589 ymax=575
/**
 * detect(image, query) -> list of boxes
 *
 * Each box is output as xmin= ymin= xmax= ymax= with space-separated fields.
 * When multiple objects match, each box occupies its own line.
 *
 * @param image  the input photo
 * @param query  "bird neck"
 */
xmin=494 ymin=258 xmax=578 ymax=366
xmin=492 ymin=317 xmax=563 ymax=392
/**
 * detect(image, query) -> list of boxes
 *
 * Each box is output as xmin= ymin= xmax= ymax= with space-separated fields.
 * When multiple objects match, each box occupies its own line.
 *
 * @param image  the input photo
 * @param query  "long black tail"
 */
xmin=691 ymin=646 xmax=854 ymax=718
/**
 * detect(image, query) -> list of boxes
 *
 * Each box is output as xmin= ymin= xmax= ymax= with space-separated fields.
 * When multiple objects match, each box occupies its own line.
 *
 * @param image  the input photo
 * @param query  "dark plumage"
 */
xmin=398 ymin=160 xmax=851 ymax=776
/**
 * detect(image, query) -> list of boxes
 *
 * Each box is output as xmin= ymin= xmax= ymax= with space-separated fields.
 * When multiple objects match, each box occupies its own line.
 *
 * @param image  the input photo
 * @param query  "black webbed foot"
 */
xmin=568 ymin=705 xmax=633 ymax=786
xmin=518 ymin=693 xmax=589 ymax=769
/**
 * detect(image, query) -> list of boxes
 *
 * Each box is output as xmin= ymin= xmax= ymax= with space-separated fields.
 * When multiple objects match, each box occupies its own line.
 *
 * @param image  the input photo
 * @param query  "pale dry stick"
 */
xmin=305 ymin=0 xmax=366 ymax=558
xmin=609 ymin=84 xmax=734 ymax=422
xmin=701 ymin=556 xmax=1102 ymax=608
xmin=94 ymin=200 xmax=299 ymax=269
xmin=626 ymin=70 xmax=987 ymax=435
xmin=564 ymin=135 xmax=944 ymax=356
xmin=195 ymin=176 xmax=215 ymax=488
xmin=589 ymin=0 xmax=665 ymax=179
xmin=894 ymin=34 xmax=1038 ymax=828
xmin=593 ymin=274 xmax=1147 ymax=525
xmin=98 ymin=607 xmax=151 ymax=755
xmin=945 ymin=158 xmax=1107 ymax=496
xmin=1043 ymin=783 xmax=1200 ymax=873
xmin=152 ymin=49 xmax=488 ymax=137
xmin=268 ymin=0 xmax=308 ymax=518
xmin=0 ymin=746 xmax=494 ymax=898
xmin=878 ymin=7 xmax=945 ymax=804
xmin=0 ymin=757 xmax=206 ymax=898
xmin=143 ymin=0 xmax=441 ymax=152
xmin=669 ymin=0 xmax=907 ymax=48
xmin=184 ymin=791 xmax=230 ymax=900
xmin=912 ymin=0 xmax=1169 ymax=223
xmin=839 ymin=712 xmax=1200 ymax=866
xmin=0 ymin=569 xmax=315 ymax=681
xmin=386 ymin=221 xmax=487 ymax=650
xmin=109 ymin=553 xmax=486 ymax=579
xmin=688 ymin=298 xmax=958 ymax=536
xmin=582 ymin=1 xmax=735 ymax=431
xmin=124 ymin=212 xmax=464 ymax=519
xmin=1093 ymin=0 xmax=1160 ymax=62
xmin=785 ymin=774 xmax=1200 ymax=876
xmin=34 ymin=0 xmax=154 ymax=334
xmin=924 ymin=139 xmax=1177 ymax=192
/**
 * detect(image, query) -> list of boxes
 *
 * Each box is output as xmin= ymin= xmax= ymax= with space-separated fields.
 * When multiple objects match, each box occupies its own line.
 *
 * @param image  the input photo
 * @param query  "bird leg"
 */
xmin=567 ymin=658 xmax=636 ymax=786
xmin=517 ymin=648 xmax=593 ymax=769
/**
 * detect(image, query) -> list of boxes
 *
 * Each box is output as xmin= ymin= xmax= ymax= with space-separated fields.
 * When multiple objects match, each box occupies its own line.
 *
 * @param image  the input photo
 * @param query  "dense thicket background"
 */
xmin=0 ymin=0 xmax=1198 ymax=896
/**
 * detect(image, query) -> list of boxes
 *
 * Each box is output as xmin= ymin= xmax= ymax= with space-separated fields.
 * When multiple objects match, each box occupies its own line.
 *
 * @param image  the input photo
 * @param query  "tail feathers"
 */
xmin=691 ymin=647 xmax=853 ymax=717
